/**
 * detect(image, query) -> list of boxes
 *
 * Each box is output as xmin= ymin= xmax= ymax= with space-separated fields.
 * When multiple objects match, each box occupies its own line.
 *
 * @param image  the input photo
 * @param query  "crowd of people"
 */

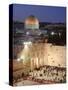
xmin=29 ymin=65 xmax=66 ymax=83
xmin=13 ymin=65 xmax=66 ymax=85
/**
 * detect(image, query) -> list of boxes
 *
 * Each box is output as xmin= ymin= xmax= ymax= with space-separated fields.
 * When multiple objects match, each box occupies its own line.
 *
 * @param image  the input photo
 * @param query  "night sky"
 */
xmin=13 ymin=4 xmax=66 ymax=23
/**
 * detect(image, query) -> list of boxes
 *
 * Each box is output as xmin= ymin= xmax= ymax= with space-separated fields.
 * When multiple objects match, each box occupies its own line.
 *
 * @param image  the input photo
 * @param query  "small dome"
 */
xmin=24 ymin=15 xmax=39 ymax=30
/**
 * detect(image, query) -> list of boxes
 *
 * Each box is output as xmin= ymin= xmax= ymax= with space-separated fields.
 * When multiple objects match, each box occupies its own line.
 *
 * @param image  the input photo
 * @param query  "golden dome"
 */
xmin=24 ymin=15 xmax=39 ymax=29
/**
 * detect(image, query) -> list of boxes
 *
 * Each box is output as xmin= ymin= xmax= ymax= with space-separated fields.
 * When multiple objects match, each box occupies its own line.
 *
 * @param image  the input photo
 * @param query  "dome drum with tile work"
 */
xmin=24 ymin=15 xmax=39 ymax=30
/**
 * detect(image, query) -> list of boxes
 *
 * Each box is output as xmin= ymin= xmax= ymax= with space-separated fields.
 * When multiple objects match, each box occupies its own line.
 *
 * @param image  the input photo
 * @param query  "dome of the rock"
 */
xmin=24 ymin=15 xmax=39 ymax=30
